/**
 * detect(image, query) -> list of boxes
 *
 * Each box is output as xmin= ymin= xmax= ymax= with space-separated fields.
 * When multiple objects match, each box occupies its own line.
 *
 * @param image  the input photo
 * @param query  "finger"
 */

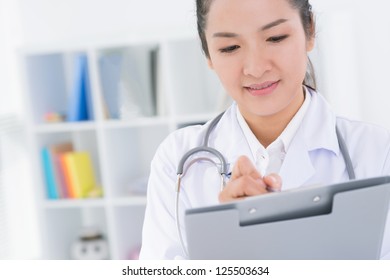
xmin=219 ymin=175 xmax=268 ymax=202
xmin=230 ymin=155 xmax=262 ymax=180
xmin=263 ymin=173 xmax=282 ymax=192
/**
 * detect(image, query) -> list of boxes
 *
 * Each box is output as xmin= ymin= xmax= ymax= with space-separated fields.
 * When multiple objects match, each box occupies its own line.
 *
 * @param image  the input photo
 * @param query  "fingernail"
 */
xmin=267 ymin=175 xmax=277 ymax=184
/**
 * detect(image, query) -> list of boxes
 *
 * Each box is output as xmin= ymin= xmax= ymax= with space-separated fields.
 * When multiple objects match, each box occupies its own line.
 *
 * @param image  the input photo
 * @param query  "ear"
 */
xmin=306 ymin=36 xmax=315 ymax=52
xmin=306 ymin=16 xmax=316 ymax=52
xmin=207 ymin=57 xmax=214 ymax=69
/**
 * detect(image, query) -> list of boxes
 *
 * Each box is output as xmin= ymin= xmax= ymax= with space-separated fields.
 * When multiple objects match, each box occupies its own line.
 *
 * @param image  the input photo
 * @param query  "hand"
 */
xmin=219 ymin=155 xmax=282 ymax=203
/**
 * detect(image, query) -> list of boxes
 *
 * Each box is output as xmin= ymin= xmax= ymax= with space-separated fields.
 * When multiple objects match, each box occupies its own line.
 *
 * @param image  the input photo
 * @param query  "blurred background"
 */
xmin=0 ymin=0 xmax=389 ymax=259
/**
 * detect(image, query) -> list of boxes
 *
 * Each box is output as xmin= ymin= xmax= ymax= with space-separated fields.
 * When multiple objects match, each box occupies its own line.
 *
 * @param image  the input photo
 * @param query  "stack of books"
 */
xmin=41 ymin=142 xmax=102 ymax=199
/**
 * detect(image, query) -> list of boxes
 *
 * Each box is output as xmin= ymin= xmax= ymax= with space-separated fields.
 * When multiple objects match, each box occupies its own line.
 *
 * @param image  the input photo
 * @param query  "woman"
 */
xmin=140 ymin=0 xmax=390 ymax=259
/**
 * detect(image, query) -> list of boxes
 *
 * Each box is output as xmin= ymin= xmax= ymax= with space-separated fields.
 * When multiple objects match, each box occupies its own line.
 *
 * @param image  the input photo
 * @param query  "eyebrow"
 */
xmin=212 ymin=32 xmax=238 ymax=38
xmin=261 ymin=18 xmax=288 ymax=31
xmin=212 ymin=18 xmax=289 ymax=38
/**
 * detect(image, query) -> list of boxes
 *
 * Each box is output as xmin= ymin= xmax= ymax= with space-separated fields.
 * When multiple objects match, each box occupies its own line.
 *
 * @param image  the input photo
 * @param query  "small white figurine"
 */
xmin=71 ymin=227 xmax=109 ymax=260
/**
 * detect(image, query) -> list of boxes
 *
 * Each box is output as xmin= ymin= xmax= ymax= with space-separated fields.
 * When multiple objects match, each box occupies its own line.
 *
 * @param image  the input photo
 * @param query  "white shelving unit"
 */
xmin=20 ymin=37 xmax=225 ymax=259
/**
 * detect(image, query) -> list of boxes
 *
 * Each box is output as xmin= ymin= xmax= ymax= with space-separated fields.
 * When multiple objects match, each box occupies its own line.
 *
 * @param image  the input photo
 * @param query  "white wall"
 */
xmin=0 ymin=0 xmax=39 ymax=260
xmin=17 ymin=0 xmax=198 ymax=45
xmin=311 ymin=0 xmax=390 ymax=128
xmin=0 ymin=0 xmax=23 ymax=115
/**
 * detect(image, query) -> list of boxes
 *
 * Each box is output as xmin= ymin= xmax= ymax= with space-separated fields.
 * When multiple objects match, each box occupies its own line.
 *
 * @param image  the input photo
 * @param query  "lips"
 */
xmin=245 ymin=81 xmax=280 ymax=96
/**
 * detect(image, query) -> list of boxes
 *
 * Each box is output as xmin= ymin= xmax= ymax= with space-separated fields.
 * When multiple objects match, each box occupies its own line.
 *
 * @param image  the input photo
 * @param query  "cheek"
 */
xmin=212 ymin=59 xmax=243 ymax=91
xmin=278 ymin=43 xmax=308 ymax=80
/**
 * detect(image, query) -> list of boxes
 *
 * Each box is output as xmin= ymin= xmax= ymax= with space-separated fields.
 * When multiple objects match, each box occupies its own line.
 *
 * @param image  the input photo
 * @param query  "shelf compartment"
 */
xmin=36 ymin=130 xmax=103 ymax=200
xmin=160 ymin=38 xmax=225 ymax=117
xmin=102 ymin=124 xmax=169 ymax=198
xmin=23 ymin=51 xmax=95 ymax=125
xmin=97 ymin=44 xmax=159 ymax=120
xmin=110 ymin=205 xmax=146 ymax=259
xmin=42 ymin=207 xmax=109 ymax=259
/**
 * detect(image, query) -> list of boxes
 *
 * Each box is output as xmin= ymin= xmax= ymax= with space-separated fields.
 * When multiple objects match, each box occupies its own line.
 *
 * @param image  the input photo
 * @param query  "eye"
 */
xmin=219 ymin=45 xmax=240 ymax=53
xmin=267 ymin=35 xmax=289 ymax=43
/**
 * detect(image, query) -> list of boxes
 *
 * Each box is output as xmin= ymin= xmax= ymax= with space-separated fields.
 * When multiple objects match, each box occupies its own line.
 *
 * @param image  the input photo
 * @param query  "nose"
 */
xmin=243 ymin=47 xmax=271 ymax=78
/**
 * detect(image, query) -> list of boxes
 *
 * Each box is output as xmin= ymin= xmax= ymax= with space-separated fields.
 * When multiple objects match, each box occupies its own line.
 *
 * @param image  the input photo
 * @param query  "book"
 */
xmin=59 ymin=153 xmax=76 ymax=198
xmin=41 ymin=147 xmax=60 ymax=199
xmin=61 ymin=151 xmax=97 ymax=198
xmin=67 ymin=54 xmax=91 ymax=122
xmin=41 ymin=142 xmax=75 ymax=199
xmin=49 ymin=142 xmax=74 ymax=198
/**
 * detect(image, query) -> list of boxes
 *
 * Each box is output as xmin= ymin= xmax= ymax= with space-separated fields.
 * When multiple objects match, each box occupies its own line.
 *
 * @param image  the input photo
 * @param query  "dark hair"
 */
xmin=196 ymin=0 xmax=317 ymax=89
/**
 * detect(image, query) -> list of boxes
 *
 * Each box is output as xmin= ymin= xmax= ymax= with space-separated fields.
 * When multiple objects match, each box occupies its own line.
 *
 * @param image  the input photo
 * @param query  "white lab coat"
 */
xmin=139 ymin=90 xmax=390 ymax=260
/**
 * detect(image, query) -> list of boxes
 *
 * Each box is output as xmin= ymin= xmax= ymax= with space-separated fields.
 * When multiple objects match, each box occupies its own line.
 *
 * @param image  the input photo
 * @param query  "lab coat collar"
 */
xmin=211 ymin=103 xmax=253 ymax=174
xmin=301 ymin=89 xmax=339 ymax=154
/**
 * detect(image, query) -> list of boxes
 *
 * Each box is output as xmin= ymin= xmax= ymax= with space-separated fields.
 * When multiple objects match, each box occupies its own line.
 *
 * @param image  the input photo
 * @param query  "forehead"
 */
xmin=206 ymin=0 xmax=300 ymax=32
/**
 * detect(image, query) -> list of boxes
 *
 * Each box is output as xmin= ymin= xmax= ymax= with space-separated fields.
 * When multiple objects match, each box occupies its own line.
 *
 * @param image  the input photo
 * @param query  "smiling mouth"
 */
xmin=246 ymin=81 xmax=278 ymax=90
xmin=245 ymin=81 xmax=280 ymax=96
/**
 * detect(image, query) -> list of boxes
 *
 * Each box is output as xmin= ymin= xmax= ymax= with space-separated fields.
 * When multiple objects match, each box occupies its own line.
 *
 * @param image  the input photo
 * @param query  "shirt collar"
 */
xmin=236 ymin=86 xmax=312 ymax=161
xmin=280 ymin=86 xmax=311 ymax=151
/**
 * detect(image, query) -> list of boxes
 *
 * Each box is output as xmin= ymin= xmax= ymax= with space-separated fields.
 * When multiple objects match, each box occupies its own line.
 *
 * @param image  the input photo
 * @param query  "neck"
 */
xmin=242 ymin=88 xmax=305 ymax=148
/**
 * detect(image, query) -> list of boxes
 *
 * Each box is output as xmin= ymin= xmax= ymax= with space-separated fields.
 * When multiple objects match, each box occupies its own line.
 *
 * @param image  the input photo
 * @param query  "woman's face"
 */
xmin=206 ymin=0 xmax=314 ymax=121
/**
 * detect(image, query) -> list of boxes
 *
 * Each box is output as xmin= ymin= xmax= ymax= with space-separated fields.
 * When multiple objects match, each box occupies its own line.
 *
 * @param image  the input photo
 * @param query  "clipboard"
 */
xmin=185 ymin=176 xmax=390 ymax=259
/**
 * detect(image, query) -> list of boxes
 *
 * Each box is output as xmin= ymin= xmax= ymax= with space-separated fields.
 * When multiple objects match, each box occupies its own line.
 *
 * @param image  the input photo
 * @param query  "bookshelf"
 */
xmin=20 ymin=37 xmax=225 ymax=259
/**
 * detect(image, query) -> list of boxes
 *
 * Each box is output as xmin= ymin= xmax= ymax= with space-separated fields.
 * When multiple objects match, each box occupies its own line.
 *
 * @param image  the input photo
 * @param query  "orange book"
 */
xmin=50 ymin=142 xmax=74 ymax=198
xmin=59 ymin=153 xmax=77 ymax=198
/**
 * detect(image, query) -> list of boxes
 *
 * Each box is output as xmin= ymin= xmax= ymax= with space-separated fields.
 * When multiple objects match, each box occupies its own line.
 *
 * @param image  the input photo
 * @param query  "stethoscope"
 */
xmin=175 ymin=111 xmax=356 ymax=257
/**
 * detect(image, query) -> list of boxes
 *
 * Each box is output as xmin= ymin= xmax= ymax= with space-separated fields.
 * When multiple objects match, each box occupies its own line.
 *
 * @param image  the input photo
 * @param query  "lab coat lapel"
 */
xmin=279 ymin=91 xmax=339 ymax=190
xmin=212 ymin=104 xmax=253 ymax=173
xmin=279 ymin=130 xmax=315 ymax=190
